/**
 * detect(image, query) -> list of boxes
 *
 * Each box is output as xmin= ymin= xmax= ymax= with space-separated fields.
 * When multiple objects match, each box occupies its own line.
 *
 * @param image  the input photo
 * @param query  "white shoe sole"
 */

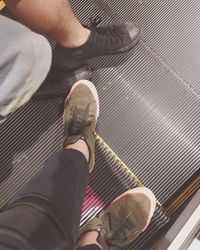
xmin=66 ymin=80 xmax=100 ymax=119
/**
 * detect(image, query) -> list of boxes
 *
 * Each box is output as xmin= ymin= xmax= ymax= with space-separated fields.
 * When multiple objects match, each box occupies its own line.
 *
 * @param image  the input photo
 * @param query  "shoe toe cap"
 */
xmin=124 ymin=22 xmax=141 ymax=41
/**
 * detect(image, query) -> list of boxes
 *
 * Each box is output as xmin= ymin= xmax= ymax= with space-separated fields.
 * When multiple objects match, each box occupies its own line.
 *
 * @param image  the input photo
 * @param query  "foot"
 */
xmin=62 ymin=80 xmax=99 ymax=172
xmin=79 ymin=187 xmax=156 ymax=249
xmin=77 ymin=231 xmax=103 ymax=249
xmin=53 ymin=18 xmax=141 ymax=71
xmin=35 ymin=63 xmax=91 ymax=96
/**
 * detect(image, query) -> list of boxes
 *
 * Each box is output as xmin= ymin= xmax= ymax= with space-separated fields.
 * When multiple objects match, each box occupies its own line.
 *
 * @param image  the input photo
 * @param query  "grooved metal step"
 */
xmin=1 ymin=0 xmax=200 ymax=248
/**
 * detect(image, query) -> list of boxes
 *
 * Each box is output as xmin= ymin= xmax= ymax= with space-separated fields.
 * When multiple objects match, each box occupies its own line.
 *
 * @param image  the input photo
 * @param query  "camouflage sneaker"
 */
xmin=62 ymin=80 xmax=99 ymax=172
xmin=79 ymin=187 xmax=156 ymax=249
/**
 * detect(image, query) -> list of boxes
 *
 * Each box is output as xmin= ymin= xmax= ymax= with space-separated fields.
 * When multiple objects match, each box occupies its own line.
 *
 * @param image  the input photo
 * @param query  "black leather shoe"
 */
xmin=35 ymin=63 xmax=91 ymax=96
xmin=53 ymin=17 xmax=141 ymax=71
xmin=36 ymin=18 xmax=140 ymax=96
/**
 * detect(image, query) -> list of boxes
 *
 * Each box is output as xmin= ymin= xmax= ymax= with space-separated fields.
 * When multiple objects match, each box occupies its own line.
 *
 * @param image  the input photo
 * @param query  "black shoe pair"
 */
xmin=36 ymin=18 xmax=140 ymax=96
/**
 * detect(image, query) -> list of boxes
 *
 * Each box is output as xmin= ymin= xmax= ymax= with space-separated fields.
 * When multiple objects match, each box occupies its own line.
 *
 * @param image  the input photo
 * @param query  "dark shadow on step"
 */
xmin=0 ymin=96 xmax=64 ymax=184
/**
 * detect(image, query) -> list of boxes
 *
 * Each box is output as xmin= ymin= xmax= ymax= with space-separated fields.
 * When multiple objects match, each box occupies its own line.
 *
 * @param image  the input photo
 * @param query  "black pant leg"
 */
xmin=0 ymin=149 xmax=89 ymax=250
xmin=77 ymin=245 xmax=102 ymax=250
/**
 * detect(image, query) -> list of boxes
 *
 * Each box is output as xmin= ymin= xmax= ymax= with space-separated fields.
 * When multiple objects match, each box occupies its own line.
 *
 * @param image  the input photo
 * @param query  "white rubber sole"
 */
xmin=66 ymin=80 xmax=100 ymax=119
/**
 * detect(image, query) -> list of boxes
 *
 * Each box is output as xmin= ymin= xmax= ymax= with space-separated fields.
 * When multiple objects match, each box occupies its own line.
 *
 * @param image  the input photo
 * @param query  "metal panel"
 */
xmin=69 ymin=0 xmax=200 ymax=203
xmin=92 ymin=45 xmax=200 ymax=204
xmin=102 ymin=0 xmax=200 ymax=95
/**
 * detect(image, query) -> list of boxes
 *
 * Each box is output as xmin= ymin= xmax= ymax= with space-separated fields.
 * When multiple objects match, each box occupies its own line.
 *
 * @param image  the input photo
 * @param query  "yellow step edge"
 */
xmin=96 ymin=133 xmax=162 ymax=207
xmin=166 ymin=175 xmax=200 ymax=215
xmin=0 ymin=1 xmax=5 ymax=11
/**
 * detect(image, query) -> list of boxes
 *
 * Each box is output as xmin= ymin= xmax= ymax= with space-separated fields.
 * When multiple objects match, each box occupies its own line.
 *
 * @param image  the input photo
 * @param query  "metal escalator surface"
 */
xmin=1 ymin=0 xmax=200 ymax=249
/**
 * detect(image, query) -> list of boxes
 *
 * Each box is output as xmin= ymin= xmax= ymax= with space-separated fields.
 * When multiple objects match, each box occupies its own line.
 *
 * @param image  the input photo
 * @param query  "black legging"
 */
xmin=0 ymin=149 xmax=101 ymax=250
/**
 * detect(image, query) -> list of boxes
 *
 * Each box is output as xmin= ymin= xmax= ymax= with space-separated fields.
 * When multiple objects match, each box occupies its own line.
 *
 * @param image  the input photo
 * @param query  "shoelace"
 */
xmin=89 ymin=16 xmax=123 ymax=44
xmin=89 ymin=16 xmax=102 ymax=28
xmin=68 ymin=105 xmax=93 ymax=135
xmin=107 ymin=206 xmax=138 ymax=243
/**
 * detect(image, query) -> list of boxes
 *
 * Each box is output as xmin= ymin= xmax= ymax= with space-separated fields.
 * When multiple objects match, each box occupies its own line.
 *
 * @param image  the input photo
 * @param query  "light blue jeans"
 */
xmin=0 ymin=15 xmax=52 ymax=124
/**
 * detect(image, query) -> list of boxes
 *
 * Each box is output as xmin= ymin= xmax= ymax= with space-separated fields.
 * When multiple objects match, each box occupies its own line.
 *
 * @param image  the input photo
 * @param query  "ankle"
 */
xmin=57 ymin=27 xmax=91 ymax=48
xmin=76 ymin=231 xmax=103 ymax=249
xmin=65 ymin=139 xmax=90 ymax=162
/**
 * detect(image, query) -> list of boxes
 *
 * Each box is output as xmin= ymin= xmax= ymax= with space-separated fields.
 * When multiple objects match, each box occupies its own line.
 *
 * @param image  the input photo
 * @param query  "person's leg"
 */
xmin=0 ymin=148 xmax=89 ymax=250
xmin=77 ymin=231 xmax=102 ymax=250
xmin=78 ymin=187 xmax=157 ymax=250
xmin=0 ymin=15 xmax=52 ymax=124
xmin=4 ymin=0 xmax=90 ymax=48
xmin=4 ymin=0 xmax=141 ymax=71
xmin=0 ymin=80 xmax=99 ymax=249
xmin=77 ymin=245 xmax=102 ymax=250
